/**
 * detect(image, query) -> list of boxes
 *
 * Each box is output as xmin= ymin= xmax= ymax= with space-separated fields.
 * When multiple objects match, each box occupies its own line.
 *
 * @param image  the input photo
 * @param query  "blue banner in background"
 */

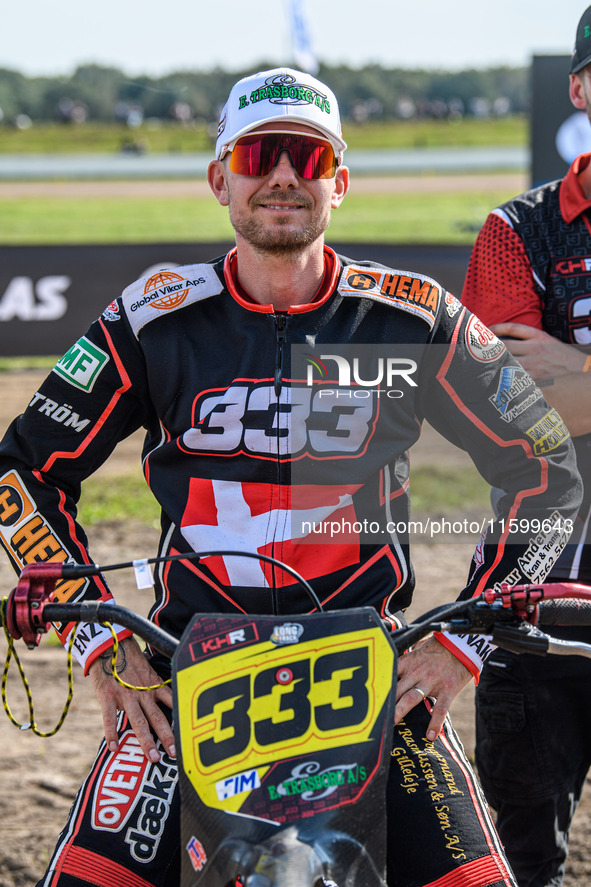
xmin=287 ymin=0 xmax=319 ymax=74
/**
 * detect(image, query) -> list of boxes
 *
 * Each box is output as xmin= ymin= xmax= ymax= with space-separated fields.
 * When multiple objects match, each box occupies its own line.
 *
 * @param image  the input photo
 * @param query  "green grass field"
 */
xmin=0 ymin=180 xmax=524 ymax=245
xmin=0 ymin=116 xmax=527 ymax=153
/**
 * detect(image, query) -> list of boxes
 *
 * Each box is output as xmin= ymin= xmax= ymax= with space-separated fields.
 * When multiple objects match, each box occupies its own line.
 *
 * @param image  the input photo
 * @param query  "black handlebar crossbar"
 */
xmin=42 ymin=602 xmax=179 ymax=659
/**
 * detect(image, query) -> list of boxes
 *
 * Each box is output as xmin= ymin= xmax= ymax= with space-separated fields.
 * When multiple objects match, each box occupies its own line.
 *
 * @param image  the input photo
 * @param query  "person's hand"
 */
xmin=89 ymin=636 xmax=175 ymax=762
xmin=490 ymin=322 xmax=587 ymax=380
xmin=395 ymin=636 xmax=472 ymax=741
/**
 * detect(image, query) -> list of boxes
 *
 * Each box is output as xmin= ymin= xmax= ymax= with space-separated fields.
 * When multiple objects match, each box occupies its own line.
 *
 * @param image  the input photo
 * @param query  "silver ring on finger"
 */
xmin=414 ymin=686 xmax=427 ymax=701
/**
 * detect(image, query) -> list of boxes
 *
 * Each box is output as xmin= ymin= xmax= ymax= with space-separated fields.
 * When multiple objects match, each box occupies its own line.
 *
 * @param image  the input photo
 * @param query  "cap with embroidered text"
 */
xmin=571 ymin=6 xmax=591 ymax=73
xmin=215 ymin=67 xmax=347 ymax=160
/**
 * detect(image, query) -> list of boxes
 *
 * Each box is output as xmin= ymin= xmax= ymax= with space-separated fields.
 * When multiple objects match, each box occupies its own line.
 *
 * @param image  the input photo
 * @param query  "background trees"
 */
xmin=0 ymin=63 xmax=528 ymax=128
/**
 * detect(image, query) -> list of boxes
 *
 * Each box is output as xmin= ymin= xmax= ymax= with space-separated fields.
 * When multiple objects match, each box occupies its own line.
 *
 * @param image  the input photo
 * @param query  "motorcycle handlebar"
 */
xmin=7 ymin=566 xmax=591 ymax=660
xmin=43 ymin=602 xmax=179 ymax=659
xmin=537 ymin=599 xmax=591 ymax=627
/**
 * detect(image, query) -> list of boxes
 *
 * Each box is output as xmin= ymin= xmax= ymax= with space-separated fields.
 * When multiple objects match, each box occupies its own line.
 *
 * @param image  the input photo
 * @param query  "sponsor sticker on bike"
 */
xmin=186 ymin=836 xmax=207 ymax=873
xmin=174 ymin=609 xmax=396 ymax=826
xmin=270 ymin=622 xmax=304 ymax=645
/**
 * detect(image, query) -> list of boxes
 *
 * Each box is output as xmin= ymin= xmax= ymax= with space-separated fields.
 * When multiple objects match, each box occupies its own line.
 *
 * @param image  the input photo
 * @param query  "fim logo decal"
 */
xmin=216 ymin=768 xmax=261 ymax=801
xmin=53 ymin=336 xmax=109 ymax=392
xmin=270 ymin=622 xmax=304 ymax=646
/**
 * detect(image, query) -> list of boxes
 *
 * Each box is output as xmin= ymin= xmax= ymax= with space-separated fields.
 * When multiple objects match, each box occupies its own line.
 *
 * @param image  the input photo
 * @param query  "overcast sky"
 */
xmin=3 ymin=0 xmax=588 ymax=78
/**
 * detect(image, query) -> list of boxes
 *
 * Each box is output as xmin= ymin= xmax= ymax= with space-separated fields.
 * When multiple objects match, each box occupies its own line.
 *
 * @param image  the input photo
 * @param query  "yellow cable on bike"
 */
xmin=0 ymin=599 xmax=171 ymax=736
xmin=0 ymin=596 xmax=75 ymax=737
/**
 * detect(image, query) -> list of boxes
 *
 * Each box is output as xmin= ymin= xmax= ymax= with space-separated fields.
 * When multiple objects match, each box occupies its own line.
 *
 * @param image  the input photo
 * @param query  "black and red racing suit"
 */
xmin=0 ymin=246 xmax=579 ymax=887
xmin=0 ymin=246 xmax=581 ymax=681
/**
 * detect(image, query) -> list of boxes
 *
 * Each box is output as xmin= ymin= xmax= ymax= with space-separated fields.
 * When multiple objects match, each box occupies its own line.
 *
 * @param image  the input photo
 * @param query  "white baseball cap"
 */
xmin=215 ymin=67 xmax=347 ymax=160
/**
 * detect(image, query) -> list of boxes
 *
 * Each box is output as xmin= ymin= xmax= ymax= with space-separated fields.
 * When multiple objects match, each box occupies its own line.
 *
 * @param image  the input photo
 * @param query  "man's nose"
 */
xmin=266 ymin=150 xmax=300 ymax=186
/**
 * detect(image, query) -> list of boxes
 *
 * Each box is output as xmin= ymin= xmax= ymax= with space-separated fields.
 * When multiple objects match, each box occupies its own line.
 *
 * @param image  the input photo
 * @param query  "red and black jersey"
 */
xmin=462 ymin=153 xmax=591 ymax=582
xmin=0 ymin=247 xmax=581 ymax=678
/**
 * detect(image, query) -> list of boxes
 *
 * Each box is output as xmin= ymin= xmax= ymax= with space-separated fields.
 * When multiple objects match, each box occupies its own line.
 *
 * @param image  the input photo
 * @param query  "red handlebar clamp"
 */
xmin=482 ymin=581 xmax=591 ymax=624
xmin=5 ymin=563 xmax=64 ymax=649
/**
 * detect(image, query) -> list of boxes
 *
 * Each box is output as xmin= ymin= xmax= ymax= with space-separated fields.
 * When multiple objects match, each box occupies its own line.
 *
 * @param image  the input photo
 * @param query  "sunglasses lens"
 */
xmin=230 ymin=134 xmax=275 ymax=176
xmin=230 ymin=133 xmax=337 ymax=179
xmin=296 ymin=140 xmax=337 ymax=179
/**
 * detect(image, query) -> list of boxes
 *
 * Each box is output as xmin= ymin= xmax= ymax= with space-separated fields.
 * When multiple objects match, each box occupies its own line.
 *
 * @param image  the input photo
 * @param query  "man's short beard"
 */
xmin=228 ymin=189 xmax=331 ymax=256
xmin=232 ymin=216 xmax=329 ymax=255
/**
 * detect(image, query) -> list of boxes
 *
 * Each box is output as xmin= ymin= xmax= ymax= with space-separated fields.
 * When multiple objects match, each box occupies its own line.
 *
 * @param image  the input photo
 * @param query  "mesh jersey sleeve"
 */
xmin=461 ymin=211 xmax=544 ymax=329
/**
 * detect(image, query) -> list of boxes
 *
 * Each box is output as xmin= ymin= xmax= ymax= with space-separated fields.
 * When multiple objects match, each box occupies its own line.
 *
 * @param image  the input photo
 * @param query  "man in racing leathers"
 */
xmin=461 ymin=9 xmax=591 ymax=885
xmin=0 ymin=67 xmax=581 ymax=887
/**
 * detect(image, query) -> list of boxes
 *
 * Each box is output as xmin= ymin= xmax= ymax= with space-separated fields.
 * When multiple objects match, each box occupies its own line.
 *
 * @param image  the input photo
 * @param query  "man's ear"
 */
xmin=208 ymin=160 xmax=230 ymax=206
xmin=331 ymin=164 xmax=349 ymax=209
xmin=570 ymin=73 xmax=588 ymax=111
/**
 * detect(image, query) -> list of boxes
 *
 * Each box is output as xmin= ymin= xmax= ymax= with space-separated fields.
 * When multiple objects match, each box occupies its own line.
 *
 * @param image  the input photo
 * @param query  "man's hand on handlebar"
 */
xmin=395 ymin=637 xmax=472 ymax=741
xmin=88 ymin=636 xmax=175 ymax=763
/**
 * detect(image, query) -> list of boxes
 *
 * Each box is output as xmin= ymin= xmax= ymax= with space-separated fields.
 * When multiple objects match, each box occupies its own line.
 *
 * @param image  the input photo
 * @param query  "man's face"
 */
xmin=570 ymin=66 xmax=591 ymax=120
xmin=208 ymin=122 xmax=348 ymax=256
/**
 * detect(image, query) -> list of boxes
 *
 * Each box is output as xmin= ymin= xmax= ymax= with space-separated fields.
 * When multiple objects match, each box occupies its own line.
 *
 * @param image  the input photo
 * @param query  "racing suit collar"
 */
xmin=223 ymin=245 xmax=340 ymax=313
xmin=560 ymin=152 xmax=591 ymax=223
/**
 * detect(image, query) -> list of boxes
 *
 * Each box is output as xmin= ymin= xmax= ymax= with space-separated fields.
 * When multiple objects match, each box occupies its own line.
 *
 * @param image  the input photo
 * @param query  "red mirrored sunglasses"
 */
xmin=227 ymin=130 xmax=339 ymax=180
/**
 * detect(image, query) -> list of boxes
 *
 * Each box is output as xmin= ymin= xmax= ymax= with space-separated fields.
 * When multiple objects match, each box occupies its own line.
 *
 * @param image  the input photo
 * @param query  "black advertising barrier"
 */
xmin=0 ymin=242 xmax=472 ymax=357
xmin=531 ymin=54 xmax=591 ymax=188
xmin=531 ymin=55 xmax=573 ymax=188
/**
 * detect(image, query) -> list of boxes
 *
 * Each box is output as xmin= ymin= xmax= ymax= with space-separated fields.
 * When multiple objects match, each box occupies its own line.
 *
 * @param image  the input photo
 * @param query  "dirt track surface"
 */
xmin=1 ymin=311 xmax=590 ymax=884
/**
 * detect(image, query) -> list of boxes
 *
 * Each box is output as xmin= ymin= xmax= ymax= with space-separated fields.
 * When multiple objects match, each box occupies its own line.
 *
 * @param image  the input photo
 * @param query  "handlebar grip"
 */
xmin=537 ymin=599 xmax=591 ymax=627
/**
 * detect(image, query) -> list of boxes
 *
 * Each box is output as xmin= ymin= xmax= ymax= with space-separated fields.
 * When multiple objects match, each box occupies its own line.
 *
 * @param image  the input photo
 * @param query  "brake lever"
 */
xmin=492 ymin=622 xmax=550 ymax=655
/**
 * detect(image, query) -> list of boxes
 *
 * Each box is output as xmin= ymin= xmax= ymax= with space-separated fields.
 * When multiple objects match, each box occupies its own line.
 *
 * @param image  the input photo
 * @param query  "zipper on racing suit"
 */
xmin=274 ymin=312 xmax=288 ymax=397
xmin=272 ymin=312 xmax=289 ymax=611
